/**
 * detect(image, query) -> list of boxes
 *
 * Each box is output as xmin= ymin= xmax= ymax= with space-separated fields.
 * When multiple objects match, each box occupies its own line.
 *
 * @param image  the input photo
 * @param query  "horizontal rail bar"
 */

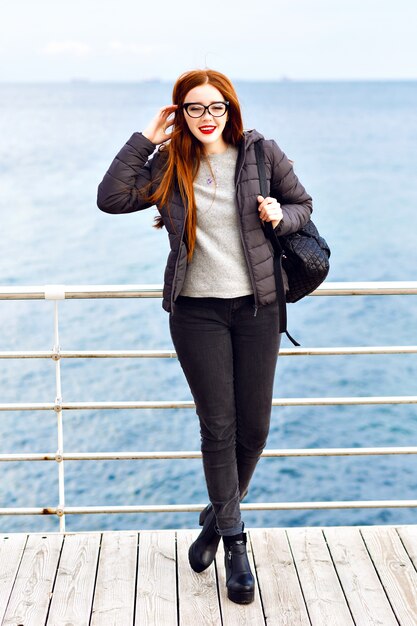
xmin=2 ymin=499 xmax=417 ymax=516
xmin=0 ymin=284 xmax=164 ymax=300
xmin=312 ymin=281 xmax=417 ymax=296
xmin=1 ymin=345 xmax=417 ymax=359
xmin=1 ymin=396 xmax=417 ymax=411
xmin=1 ymin=281 xmax=417 ymax=300
xmin=2 ymin=446 xmax=417 ymax=462
xmin=1 ymin=282 xmax=415 ymax=527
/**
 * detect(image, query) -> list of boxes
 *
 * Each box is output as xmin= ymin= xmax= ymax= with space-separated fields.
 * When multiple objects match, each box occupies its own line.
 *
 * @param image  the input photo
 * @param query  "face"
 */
xmin=182 ymin=83 xmax=229 ymax=154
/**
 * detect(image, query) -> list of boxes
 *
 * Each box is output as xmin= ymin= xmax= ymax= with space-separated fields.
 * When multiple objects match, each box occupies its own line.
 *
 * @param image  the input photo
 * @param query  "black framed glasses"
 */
xmin=182 ymin=101 xmax=230 ymax=118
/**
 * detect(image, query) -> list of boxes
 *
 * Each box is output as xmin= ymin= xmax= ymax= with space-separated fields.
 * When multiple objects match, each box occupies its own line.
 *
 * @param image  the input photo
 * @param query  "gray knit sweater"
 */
xmin=180 ymin=144 xmax=253 ymax=298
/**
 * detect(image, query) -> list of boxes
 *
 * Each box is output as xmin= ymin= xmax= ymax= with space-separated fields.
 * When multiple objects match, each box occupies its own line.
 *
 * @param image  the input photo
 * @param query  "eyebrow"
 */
xmin=183 ymin=101 xmax=226 ymax=105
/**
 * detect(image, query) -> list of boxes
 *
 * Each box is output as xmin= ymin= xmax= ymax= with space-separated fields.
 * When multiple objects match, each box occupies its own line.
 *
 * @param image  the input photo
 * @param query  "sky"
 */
xmin=1 ymin=0 xmax=417 ymax=82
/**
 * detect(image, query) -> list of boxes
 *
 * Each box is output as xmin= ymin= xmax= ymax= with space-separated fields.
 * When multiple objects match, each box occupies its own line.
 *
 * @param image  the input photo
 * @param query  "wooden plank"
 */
xmin=396 ymin=525 xmax=417 ymax=567
xmin=250 ymin=528 xmax=310 ymax=626
xmin=2 ymin=534 xmax=63 ymax=626
xmin=46 ymin=532 xmax=100 ymax=626
xmin=2 ymin=524 xmax=416 ymax=626
xmin=91 ymin=531 xmax=137 ymax=626
xmin=324 ymin=526 xmax=398 ymax=626
xmin=0 ymin=534 xmax=28 ymax=623
xmin=215 ymin=530 xmax=265 ymax=625
xmin=287 ymin=527 xmax=355 ymax=626
xmin=361 ymin=525 xmax=417 ymax=626
xmin=135 ymin=530 xmax=177 ymax=626
xmin=176 ymin=530 xmax=222 ymax=626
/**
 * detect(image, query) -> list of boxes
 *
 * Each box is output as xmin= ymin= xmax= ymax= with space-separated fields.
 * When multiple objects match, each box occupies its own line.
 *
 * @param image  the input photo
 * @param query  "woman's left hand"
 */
xmin=257 ymin=195 xmax=283 ymax=229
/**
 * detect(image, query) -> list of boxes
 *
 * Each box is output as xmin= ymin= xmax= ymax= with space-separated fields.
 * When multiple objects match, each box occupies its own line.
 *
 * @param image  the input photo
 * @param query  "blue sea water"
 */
xmin=0 ymin=80 xmax=416 ymax=533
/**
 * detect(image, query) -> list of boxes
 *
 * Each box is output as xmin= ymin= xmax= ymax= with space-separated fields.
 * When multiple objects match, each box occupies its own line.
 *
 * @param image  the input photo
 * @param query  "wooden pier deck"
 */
xmin=1 ymin=524 xmax=417 ymax=625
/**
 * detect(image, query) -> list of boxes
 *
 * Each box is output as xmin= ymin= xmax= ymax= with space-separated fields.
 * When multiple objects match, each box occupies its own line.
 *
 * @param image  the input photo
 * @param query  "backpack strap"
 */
xmin=254 ymin=139 xmax=300 ymax=346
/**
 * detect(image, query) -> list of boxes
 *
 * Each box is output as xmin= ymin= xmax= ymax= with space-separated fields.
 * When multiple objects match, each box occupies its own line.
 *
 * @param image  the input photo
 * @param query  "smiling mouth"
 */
xmin=199 ymin=126 xmax=216 ymax=134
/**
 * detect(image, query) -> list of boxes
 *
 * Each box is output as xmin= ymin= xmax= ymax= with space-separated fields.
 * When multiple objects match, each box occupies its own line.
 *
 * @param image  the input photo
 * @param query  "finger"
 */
xmin=259 ymin=201 xmax=273 ymax=213
xmin=160 ymin=104 xmax=178 ymax=112
xmin=260 ymin=207 xmax=280 ymax=221
xmin=159 ymin=105 xmax=178 ymax=119
xmin=160 ymin=111 xmax=177 ymax=132
xmin=261 ymin=210 xmax=271 ymax=220
xmin=257 ymin=196 xmax=276 ymax=211
xmin=257 ymin=197 xmax=268 ymax=211
xmin=164 ymin=115 xmax=175 ymax=127
xmin=161 ymin=104 xmax=178 ymax=116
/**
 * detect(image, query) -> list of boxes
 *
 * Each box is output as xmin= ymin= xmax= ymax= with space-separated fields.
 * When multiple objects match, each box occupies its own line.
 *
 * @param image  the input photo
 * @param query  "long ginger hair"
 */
xmin=146 ymin=69 xmax=244 ymax=261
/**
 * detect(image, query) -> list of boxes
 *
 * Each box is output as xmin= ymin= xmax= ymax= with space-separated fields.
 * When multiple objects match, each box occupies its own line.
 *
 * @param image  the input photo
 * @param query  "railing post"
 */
xmin=45 ymin=286 xmax=66 ymax=532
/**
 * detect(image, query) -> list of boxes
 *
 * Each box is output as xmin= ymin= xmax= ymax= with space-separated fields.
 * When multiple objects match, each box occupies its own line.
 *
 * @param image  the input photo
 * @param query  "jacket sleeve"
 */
xmin=97 ymin=132 xmax=159 ymax=214
xmin=267 ymin=139 xmax=313 ymax=236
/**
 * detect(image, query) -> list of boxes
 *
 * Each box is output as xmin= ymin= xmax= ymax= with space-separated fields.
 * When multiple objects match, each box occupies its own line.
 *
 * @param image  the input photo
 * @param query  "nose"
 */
xmin=201 ymin=110 xmax=214 ymax=122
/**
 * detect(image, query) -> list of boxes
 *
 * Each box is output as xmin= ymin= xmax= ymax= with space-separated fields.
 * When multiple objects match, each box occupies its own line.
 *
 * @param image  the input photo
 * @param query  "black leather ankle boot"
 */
xmin=188 ymin=504 xmax=221 ymax=573
xmin=223 ymin=530 xmax=255 ymax=604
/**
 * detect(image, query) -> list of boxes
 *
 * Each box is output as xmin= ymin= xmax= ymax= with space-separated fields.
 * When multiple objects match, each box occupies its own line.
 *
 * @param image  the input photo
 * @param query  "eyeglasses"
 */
xmin=182 ymin=101 xmax=230 ymax=118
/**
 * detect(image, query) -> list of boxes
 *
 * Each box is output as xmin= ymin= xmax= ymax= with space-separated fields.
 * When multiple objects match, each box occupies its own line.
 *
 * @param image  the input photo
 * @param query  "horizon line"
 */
xmin=1 ymin=77 xmax=417 ymax=85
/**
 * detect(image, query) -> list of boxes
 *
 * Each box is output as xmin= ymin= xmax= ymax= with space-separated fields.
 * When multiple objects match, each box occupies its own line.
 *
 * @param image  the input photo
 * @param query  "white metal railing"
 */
xmin=1 ymin=281 xmax=417 ymax=531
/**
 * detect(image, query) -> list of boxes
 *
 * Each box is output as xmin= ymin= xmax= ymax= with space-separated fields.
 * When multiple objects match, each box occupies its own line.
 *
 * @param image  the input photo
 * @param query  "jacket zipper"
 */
xmin=237 ymin=212 xmax=258 ymax=316
xmin=235 ymin=137 xmax=259 ymax=317
xmin=170 ymin=209 xmax=188 ymax=315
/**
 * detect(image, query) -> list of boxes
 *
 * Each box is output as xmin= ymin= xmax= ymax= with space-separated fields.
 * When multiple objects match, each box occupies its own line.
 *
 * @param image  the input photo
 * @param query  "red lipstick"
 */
xmin=199 ymin=126 xmax=216 ymax=135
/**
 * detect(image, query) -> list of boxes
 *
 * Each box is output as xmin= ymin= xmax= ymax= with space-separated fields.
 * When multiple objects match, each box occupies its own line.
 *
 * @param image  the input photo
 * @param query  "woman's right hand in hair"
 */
xmin=142 ymin=105 xmax=178 ymax=145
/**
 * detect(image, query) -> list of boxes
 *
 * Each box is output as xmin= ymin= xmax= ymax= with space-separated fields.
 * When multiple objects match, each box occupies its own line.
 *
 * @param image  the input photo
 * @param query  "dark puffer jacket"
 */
xmin=97 ymin=129 xmax=313 ymax=314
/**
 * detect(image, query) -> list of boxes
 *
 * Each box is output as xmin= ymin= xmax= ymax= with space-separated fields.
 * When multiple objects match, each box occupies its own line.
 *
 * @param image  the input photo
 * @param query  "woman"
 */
xmin=97 ymin=68 xmax=312 ymax=605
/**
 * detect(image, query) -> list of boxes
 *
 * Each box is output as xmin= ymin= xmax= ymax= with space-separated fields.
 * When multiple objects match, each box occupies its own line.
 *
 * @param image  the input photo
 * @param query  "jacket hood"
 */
xmin=242 ymin=128 xmax=265 ymax=149
xmin=233 ymin=129 xmax=265 ymax=187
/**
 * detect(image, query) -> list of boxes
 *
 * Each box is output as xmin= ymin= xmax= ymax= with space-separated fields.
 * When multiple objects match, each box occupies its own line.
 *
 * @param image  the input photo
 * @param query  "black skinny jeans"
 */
xmin=169 ymin=293 xmax=281 ymax=536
